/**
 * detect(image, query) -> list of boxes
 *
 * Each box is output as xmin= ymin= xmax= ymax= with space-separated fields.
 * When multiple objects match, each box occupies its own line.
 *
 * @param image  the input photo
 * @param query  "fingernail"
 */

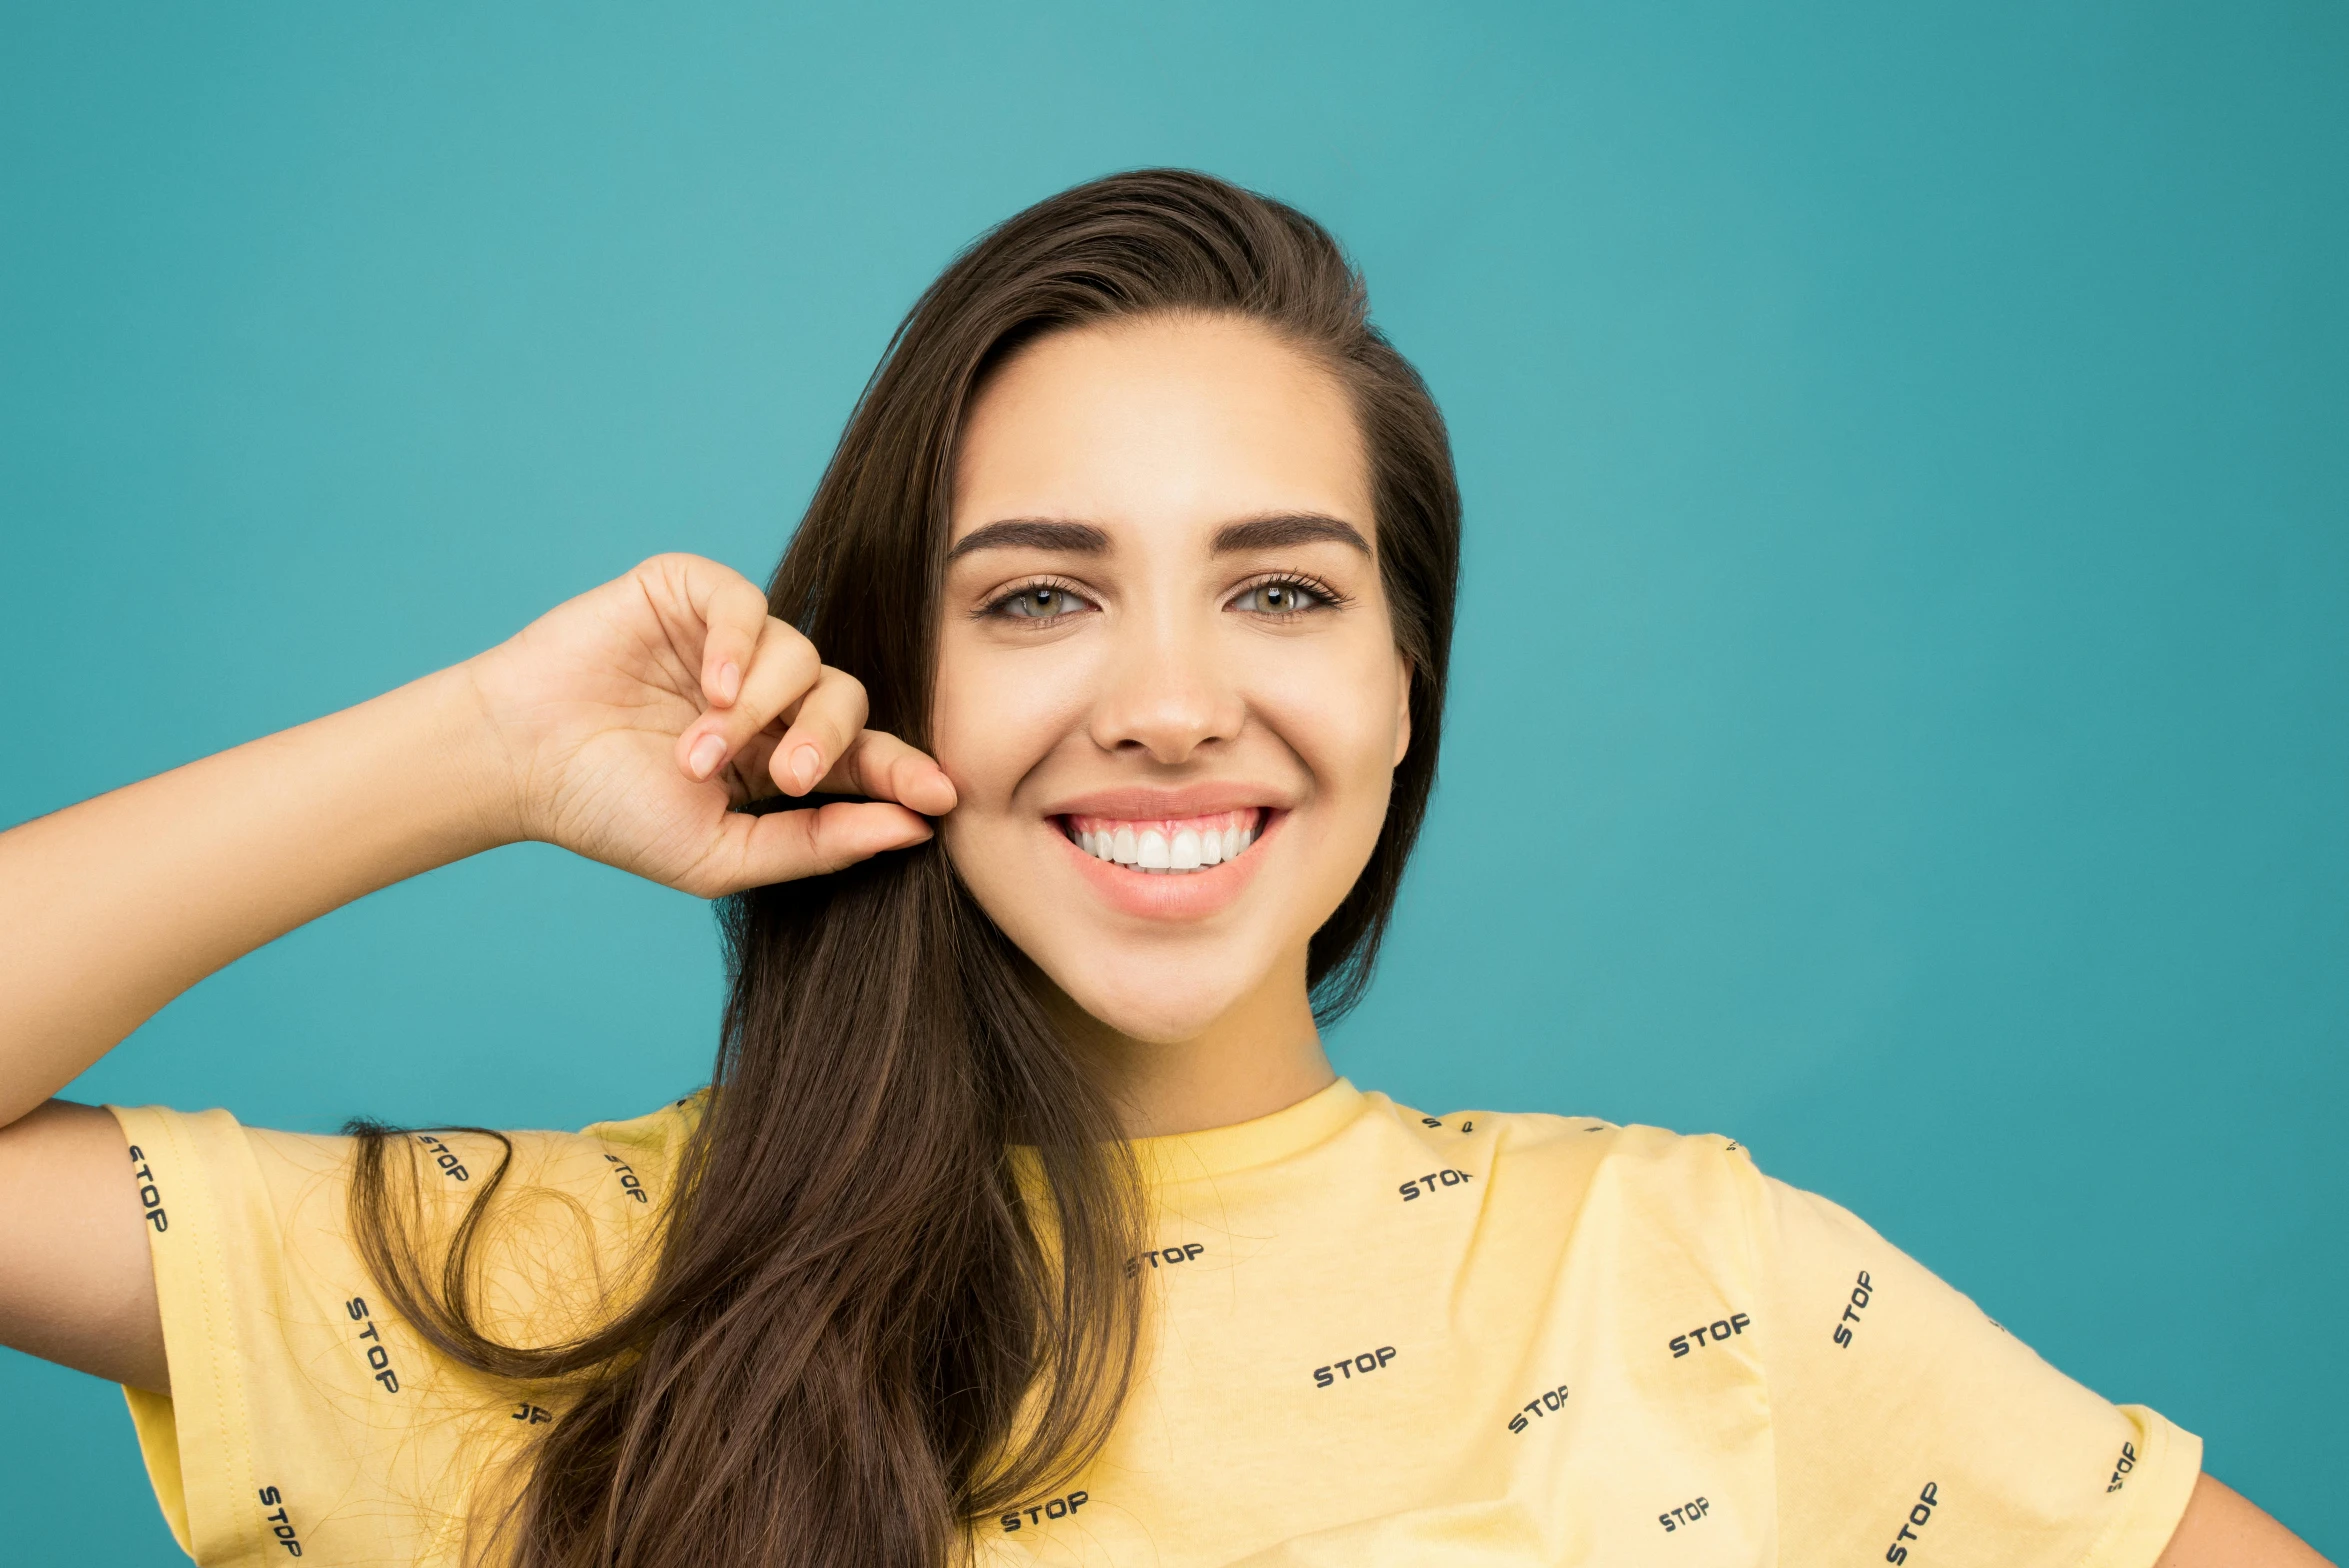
xmin=688 ymin=732 xmax=727 ymax=779
xmin=790 ymin=745 xmax=821 ymax=792
xmin=713 ymin=662 xmax=741 ymax=705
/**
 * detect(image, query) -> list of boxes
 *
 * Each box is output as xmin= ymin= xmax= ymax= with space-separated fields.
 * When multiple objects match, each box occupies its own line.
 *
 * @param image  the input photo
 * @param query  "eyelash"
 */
xmin=1227 ymin=572 xmax=1346 ymax=617
xmin=981 ymin=576 xmax=1096 ymax=623
xmin=978 ymin=573 xmax=1347 ymax=623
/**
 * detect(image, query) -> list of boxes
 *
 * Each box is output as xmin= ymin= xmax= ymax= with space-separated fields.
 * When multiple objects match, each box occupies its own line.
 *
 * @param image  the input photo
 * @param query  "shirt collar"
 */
xmin=1131 ymin=1076 xmax=1368 ymax=1185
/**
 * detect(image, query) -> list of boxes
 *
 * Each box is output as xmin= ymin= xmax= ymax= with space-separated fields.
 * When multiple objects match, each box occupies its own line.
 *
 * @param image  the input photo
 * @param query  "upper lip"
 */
xmin=1042 ymin=783 xmax=1296 ymax=820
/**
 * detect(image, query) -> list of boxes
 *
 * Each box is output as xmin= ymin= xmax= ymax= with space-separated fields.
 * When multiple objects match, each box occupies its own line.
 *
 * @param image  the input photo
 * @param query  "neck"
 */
xmin=1048 ymin=952 xmax=1335 ymax=1138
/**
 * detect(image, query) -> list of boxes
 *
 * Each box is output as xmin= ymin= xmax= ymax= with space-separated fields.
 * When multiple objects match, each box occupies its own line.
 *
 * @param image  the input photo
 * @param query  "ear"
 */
xmin=1391 ymin=651 xmax=1412 ymax=767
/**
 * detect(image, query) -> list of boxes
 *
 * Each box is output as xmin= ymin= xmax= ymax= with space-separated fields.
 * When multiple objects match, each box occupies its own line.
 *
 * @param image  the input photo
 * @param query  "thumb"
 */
xmin=681 ymin=800 xmax=933 ymax=896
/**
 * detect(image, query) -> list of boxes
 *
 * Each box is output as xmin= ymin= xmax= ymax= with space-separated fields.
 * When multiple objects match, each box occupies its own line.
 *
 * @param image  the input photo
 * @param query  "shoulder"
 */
xmin=1359 ymin=1089 xmax=1753 ymax=1174
xmin=1357 ymin=1091 xmax=1763 ymax=1227
xmin=554 ymin=1090 xmax=707 ymax=1212
xmin=1349 ymin=1095 xmax=1779 ymax=1357
xmin=579 ymin=1089 xmax=708 ymax=1166
xmin=114 ymin=1092 xmax=712 ymax=1234
xmin=455 ymin=1090 xmax=709 ymax=1218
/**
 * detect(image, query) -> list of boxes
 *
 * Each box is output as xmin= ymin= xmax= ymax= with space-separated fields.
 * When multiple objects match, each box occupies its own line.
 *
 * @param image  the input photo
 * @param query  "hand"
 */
xmin=464 ymin=553 xmax=956 ymax=897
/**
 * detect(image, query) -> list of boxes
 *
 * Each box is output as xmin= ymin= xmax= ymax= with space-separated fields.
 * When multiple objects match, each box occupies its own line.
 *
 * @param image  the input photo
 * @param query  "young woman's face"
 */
xmin=933 ymin=314 xmax=1410 ymax=1045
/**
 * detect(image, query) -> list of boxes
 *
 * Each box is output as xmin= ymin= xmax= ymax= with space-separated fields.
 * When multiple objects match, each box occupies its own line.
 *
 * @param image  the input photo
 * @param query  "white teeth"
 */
xmin=1067 ymin=813 xmax=1262 ymax=873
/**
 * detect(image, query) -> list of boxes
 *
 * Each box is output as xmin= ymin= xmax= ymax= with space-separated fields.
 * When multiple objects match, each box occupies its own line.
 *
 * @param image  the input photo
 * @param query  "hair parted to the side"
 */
xmin=347 ymin=168 xmax=1461 ymax=1568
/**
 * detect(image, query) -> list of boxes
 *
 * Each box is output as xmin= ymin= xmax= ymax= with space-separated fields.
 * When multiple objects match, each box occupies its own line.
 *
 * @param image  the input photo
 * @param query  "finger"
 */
xmin=654 ymin=553 xmax=772 ymax=710
xmin=820 ymin=729 xmax=959 ymax=817
xmin=764 ymin=667 xmax=871 ymax=797
xmin=684 ymin=801 xmax=933 ymax=896
xmin=674 ymin=616 xmax=820 ymax=783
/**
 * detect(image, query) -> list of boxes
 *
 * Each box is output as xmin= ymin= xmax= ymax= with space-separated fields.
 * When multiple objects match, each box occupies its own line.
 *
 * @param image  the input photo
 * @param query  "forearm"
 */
xmin=2157 ymin=1474 xmax=2333 ymax=1567
xmin=0 ymin=662 xmax=517 ymax=1125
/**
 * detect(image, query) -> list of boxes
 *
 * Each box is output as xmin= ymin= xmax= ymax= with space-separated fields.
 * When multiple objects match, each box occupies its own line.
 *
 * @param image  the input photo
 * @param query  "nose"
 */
xmin=1087 ymin=614 xmax=1245 ymax=765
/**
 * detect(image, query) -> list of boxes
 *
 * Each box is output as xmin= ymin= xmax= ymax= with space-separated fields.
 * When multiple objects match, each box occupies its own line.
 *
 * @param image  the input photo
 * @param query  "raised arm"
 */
xmin=0 ymin=663 xmax=516 ymax=1131
xmin=0 ymin=553 xmax=954 ymax=1391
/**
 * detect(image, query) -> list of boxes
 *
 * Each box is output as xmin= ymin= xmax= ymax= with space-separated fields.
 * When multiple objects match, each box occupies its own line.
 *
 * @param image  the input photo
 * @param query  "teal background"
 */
xmin=3 ymin=3 xmax=2343 ymax=1558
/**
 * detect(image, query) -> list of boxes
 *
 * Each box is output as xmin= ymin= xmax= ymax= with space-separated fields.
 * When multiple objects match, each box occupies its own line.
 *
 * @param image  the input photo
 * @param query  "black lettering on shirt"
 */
xmin=1507 ymin=1382 xmax=1570 ymax=1433
xmin=257 ymin=1486 xmax=305 ymax=1556
xmin=999 ymin=1490 xmax=1088 ymax=1532
xmin=344 ymin=1297 xmax=402 ymax=1393
xmin=1883 ymin=1481 xmax=1939 ymax=1563
xmin=1398 ymin=1169 xmax=1474 ymax=1201
xmin=511 ymin=1402 xmax=554 ymax=1425
xmin=1313 ymin=1346 xmax=1398 ymax=1387
xmin=126 ymin=1145 xmax=168 ymax=1233
xmin=602 ymin=1153 xmax=649 ymax=1203
xmin=1669 ymin=1311 xmax=1752 ymax=1358
xmin=2107 ymin=1440 xmax=2138 ymax=1493
xmin=1124 ymin=1242 xmax=1206 ymax=1278
xmin=1657 ymin=1496 xmax=1711 ymax=1532
xmin=415 ymin=1134 xmax=470 ymax=1182
xmin=1833 ymin=1269 xmax=1874 ymax=1347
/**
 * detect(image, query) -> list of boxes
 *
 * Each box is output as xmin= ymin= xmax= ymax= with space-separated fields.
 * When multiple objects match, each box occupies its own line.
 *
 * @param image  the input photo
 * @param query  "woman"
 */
xmin=0 ymin=171 xmax=2322 ymax=1568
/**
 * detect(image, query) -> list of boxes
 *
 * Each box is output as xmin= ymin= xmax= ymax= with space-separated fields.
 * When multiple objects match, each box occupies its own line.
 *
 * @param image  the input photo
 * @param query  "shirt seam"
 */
xmin=2074 ymin=1410 xmax=2202 ymax=1568
xmin=114 ymin=1104 xmax=267 ymax=1567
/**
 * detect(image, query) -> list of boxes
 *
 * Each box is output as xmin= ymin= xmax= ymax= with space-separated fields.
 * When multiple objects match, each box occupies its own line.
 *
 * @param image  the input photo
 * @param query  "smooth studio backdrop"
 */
xmin=3 ymin=5 xmax=2343 ymax=1559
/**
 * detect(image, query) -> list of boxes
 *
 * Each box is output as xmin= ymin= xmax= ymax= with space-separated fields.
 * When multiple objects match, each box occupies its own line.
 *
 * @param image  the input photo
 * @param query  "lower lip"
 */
xmin=1054 ymin=812 xmax=1283 ymax=921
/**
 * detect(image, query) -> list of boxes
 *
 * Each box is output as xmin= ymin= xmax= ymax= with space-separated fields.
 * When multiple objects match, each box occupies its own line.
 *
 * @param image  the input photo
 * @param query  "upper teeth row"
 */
xmin=1077 ymin=821 xmax=1256 ymax=873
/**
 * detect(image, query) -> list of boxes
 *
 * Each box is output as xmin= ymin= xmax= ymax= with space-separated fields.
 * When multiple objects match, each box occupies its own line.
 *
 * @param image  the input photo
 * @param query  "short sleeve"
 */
xmin=105 ymin=1099 xmax=698 ymax=1568
xmin=1752 ymin=1168 xmax=2199 ymax=1568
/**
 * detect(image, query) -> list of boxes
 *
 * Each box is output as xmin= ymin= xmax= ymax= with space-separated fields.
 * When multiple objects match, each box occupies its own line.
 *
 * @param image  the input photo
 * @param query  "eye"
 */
xmin=1228 ymin=577 xmax=1330 ymax=616
xmin=985 ymin=581 xmax=1096 ymax=621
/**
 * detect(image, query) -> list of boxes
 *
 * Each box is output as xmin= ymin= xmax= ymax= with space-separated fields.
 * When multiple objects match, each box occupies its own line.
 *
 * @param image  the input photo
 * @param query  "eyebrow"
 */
xmin=947 ymin=512 xmax=1372 ymax=562
xmin=1212 ymin=513 xmax=1372 ymax=557
xmin=946 ymin=519 xmax=1111 ymax=560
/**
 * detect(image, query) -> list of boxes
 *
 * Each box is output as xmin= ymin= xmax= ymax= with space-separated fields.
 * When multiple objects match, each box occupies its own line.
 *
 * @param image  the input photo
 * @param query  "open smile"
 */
xmin=1059 ymin=808 xmax=1265 ymax=874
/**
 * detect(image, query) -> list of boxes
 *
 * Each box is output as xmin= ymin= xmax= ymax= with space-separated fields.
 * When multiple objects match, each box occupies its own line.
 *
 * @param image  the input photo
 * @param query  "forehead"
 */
xmin=949 ymin=314 xmax=1372 ymax=544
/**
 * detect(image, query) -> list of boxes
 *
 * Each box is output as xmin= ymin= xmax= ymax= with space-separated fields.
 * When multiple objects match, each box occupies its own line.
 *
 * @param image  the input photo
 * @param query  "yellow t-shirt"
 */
xmin=109 ymin=1080 xmax=2199 ymax=1567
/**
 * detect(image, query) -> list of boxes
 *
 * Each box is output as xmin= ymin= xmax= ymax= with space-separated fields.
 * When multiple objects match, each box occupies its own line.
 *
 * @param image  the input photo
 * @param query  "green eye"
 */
xmin=1232 ymin=580 xmax=1324 ymax=615
xmin=994 ymin=585 xmax=1089 ymax=619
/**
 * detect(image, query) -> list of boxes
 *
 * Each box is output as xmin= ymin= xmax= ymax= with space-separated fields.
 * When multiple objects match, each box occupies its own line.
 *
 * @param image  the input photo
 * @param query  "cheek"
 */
xmin=1253 ymin=636 xmax=1405 ymax=796
xmin=1246 ymin=636 xmax=1404 ymax=897
xmin=929 ymin=637 xmax=1091 ymax=806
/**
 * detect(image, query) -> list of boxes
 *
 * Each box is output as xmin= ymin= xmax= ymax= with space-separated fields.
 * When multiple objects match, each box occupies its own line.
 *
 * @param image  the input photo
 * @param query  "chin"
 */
xmin=1048 ymin=965 xmax=1258 ymax=1047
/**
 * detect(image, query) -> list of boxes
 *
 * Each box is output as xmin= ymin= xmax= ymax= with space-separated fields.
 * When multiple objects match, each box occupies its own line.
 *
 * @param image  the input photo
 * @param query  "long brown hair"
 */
xmin=350 ymin=168 xmax=1461 ymax=1568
